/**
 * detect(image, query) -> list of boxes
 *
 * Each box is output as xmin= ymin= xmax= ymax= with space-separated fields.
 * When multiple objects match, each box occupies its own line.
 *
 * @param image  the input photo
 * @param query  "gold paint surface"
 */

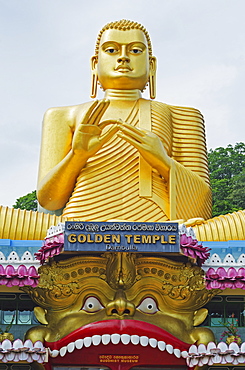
xmin=24 ymin=253 xmax=217 ymax=345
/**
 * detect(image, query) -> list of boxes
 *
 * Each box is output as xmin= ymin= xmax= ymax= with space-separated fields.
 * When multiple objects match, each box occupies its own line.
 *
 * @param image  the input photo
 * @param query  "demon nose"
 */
xmin=106 ymin=289 xmax=135 ymax=316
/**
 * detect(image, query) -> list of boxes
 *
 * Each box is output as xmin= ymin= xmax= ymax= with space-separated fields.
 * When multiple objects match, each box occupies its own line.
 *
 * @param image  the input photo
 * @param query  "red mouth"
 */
xmin=45 ymin=320 xmax=191 ymax=369
xmin=46 ymin=319 xmax=190 ymax=352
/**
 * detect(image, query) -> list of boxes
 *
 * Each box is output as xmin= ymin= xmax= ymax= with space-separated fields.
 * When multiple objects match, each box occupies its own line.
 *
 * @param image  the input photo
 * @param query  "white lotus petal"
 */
xmin=121 ymin=334 xmax=130 ymax=345
xmin=2 ymin=339 xmax=12 ymax=350
xmin=190 ymin=357 xmax=199 ymax=366
xmin=13 ymin=339 xmax=23 ymax=349
xmin=13 ymin=353 xmax=20 ymax=362
xmin=174 ymin=348 xmax=181 ymax=358
xmin=19 ymin=352 xmax=28 ymax=361
xmin=32 ymin=353 xmax=40 ymax=361
xmin=233 ymin=358 xmax=239 ymax=365
xmin=229 ymin=342 xmax=239 ymax=353
xmin=217 ymin=342 xmax=228 ymax=353
xmin=213 ymin=354 xmax=221 ymax=363
xmin=189 ymin=344 xmax=198 ymax=355
xmin=149 ymin=338 xmax=157 ymax=348
xmin=198 ymin=343 xmax=206 ymax=355
xmin=201 ymin=356 xmax=209 ymax=365
xmin=225 ymin=354 xmax=233 ymax=363
xmin=0 ymin=353 xmax=3 ymax=360
xmin=158 ymin=341 xmax=166 ymax=351
xmin=238 ymin=355 xmax=245 ymax=363
xmin=140 ymin=336 xmax=148 ymax=347
xmin=208 ymin=357 xmax=213 ymax=366
xmin=60 ymin=346 xmax=67 ymax=357
xmin=166 ymin=344 xmax=173 ymax=354
xmin=50 ymin=349 xmax=59 ymax=357
xmin=84 ymin=337 xmax=92 ymax=348
xmin=67 ymin=342 xmax=75 ymax=353
xmin=75 ymin=339 xmax=83 ymax=350
xmin=27 ymin=354 xmax=33 ymax=362
xmin=241 ymin=342 xmax=245 ymax=353
xmin=131 ymin=335 xmax=140 ymax=345
xmin=23 ymin=339 xmax=34 ymax=350
xmin=92 ymin=335 xmax=101 ymax=346
xmin=111 ymin=334 xmax=120 ymax=345
xmin=207 ymin=341 xmax=216 ymax=354
xmin=102 ymin=334 xmax=110 ymax=345
xmin=38 ymin=354 xmax=46 ymax=363
xmin=33 ymin=340 xmax=44 ymax=351
xmin=1 ymin=356 xmax=8 ymax=363
xmin=221 ymin=356 xmax=227 ymax=364
xmin=181 ymin=350 xmax=188 ymax=358
xmin=6 ymin=352 xmax=15 ymax=361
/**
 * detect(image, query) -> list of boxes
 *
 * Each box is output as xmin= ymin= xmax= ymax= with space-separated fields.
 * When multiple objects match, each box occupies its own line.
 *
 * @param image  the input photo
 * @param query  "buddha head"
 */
xmin=90 ymin=20 xmax=157 ymax=98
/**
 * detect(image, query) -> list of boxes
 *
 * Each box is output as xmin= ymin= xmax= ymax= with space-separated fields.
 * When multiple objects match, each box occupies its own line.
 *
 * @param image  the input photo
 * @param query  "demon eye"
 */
xmin=82 ymin=297 xmax=104 ymax=313
xmin=137 ymin=297 xmax=158 ymax=314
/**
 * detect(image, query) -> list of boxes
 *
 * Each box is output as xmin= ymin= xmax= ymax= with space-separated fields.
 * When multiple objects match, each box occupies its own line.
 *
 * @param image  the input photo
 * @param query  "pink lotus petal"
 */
xmin=17 ymin=265 xmax=28 ymax=277
xmin=227 ymin=267 xmax=238 ymax=279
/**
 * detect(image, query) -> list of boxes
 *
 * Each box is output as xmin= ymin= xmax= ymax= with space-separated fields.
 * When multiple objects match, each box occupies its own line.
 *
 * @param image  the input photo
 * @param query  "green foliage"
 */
xmin=13 ymin=190 xmax=37 ymax=211
xmin=208 ymin=142 xmax=245 ymax=217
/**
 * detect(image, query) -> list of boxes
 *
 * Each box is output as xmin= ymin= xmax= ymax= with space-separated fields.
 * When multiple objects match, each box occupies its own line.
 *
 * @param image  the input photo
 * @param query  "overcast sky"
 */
xmin=1 ymin=0 xmax=245 ymax=207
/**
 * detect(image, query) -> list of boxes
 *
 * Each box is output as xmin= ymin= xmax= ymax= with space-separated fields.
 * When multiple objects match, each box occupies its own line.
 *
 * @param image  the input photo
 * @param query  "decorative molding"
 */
xmin=205 ymin=267 xmax=245 ymax=290
xmin=0 ymin=338 xmax=47 ymax=363
xmin=186 ymin=341 xmax=245 ymax=367
xmin=0 ymin=264 xmax=39 ymax=287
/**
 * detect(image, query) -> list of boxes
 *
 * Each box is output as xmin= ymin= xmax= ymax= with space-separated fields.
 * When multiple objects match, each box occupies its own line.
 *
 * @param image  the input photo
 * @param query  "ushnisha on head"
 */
xmin=90 ymin=19 xmax=157 ymax=99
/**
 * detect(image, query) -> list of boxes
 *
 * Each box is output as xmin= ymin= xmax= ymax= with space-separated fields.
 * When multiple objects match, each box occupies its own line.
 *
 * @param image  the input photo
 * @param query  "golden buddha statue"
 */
xmin=1 ymin=19 xmax=245 ymax=243
xmin=37 ymin=19 xmax=211 ymax=223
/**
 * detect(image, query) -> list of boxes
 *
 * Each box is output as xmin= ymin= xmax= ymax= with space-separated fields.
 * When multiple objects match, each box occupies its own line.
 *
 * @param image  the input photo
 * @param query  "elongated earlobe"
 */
xmin=90 ymin=56 xmax=98 ymax=99
xmin=149 ymin=57 xmax=157 ymax=99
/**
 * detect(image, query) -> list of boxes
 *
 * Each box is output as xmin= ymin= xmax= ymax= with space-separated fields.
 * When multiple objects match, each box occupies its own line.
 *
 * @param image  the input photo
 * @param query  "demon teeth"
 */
xmin=140 ymin=336 xmax=149 ymax=347
xmin=59 ymin=346 xmax=67 ymax=357
xmin=121 ymin=334 xmax=130 ymax=345
xmin=67 ymin=342 xmax=75 ymax=353
xmin=158 ymin=340 xmax=166 ymax=351
xmin=149 ymin=338 xmax=157 ymax=348
xmin=111 ymin=333 xmax=120 ymax=345
xmin=75 ymin=339 xmax=83 ymax=349
xmin=83 ymin=337 xmax=92 ymax=348
xmin=92 ymin=335 xmax=101 ymax=346
xmin=131 ymin=335 xmax=140 ymax=345
xmin=101 ymin=334 xmax=110 ymax=345
xmin=166 ymin=344 xmax=174 ymax=354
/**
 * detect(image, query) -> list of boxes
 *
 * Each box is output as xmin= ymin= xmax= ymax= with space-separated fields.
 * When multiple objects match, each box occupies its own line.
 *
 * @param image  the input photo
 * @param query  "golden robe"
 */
xmin=62 ymin=99 xmax=211 ymax=221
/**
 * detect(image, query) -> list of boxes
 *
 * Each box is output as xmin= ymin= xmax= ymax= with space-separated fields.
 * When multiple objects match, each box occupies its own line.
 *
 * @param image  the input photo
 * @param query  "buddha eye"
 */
xmin=130 ymin=48 xmax=142 ymax=55
xmin=105 ymin=47 xmax=118 ymax=54
xmin=137 ymin=297 xmax=158 ymax=314
xmin=82 ymin=297 xmax=104 ymax=313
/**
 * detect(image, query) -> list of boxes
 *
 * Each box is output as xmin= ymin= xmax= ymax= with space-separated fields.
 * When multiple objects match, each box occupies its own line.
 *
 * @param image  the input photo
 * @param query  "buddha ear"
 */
xmin=193 ymin=308 xmax=208 ymax=326
xmin=34 ymin=307 xmax=48 ymax=325
xmin=149 ymin=56 xmax=157 ymax=99
xmin=90 ymin=56 xmax=98 ymax=99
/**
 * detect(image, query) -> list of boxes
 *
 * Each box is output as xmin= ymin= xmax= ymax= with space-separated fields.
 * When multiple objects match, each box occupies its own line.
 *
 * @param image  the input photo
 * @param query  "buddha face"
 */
xmin=92 ymin=29 xmax=156 ymax=91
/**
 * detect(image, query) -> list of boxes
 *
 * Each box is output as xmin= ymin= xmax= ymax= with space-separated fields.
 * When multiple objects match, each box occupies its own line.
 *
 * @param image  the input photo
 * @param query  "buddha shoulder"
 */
xmin=43 ymin=101 xmax=94 ymax=131
xmin=152 ymin=100 xmax=203 ymax=120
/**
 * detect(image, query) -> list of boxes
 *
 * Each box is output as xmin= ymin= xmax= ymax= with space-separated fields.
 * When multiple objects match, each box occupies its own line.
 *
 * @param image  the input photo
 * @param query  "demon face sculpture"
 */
xmin=24 ymin=253 xmax=217 ymax=369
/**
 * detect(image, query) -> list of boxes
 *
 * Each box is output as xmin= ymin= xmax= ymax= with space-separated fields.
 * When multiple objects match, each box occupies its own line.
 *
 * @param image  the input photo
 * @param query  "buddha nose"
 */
xmin=106 ymin=290 xmax=135 ymax=317
xmin=117 ymin=46 xmax=130 ymax=63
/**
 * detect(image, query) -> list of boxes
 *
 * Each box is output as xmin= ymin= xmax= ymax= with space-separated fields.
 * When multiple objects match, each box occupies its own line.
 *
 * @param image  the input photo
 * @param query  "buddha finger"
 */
xmin=82 ymin=100 xmax=99 ymax=124
xmin=119 ymin=121 xmax=145 ymax=137
xmin=118 ymin=125 xmax=144 ymax=143
xmin=117 ymin=132 xmax=143 ymax=149
xmin=89 ymin=99 xmax=110 ymax=126
xmin=98 ymin=119 xmax=122 ymax=130
xmin=100 ymin=124 xmax=120 ymax=145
